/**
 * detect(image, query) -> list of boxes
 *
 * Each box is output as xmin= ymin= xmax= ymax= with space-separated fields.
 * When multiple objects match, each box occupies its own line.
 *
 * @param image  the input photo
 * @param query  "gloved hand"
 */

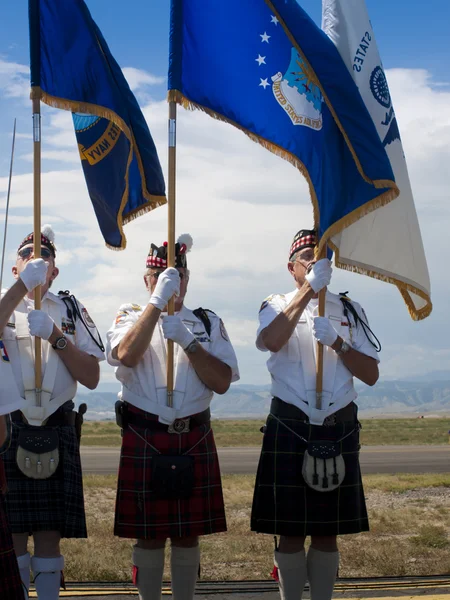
xmin=28 ymin=310 xmax=55 ymax=341
xmin=148 ymin=267 xmax=180 ymax=311
xmin=19 ymin=259 xmax=48 ymax=292
xmin=305 ymin=258 xmax=332 ymax=293
xmin=312 ymin=317 xmax=339 ymax=347
xmin=162 ymin=315 xmax=195 ymax=349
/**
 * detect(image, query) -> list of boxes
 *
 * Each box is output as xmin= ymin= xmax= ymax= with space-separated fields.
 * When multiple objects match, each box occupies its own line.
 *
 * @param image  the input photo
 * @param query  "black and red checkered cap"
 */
xmin=289 ymin=229 xmax=317 ymax=260
xmin=17 ymin=224 xmax=56 ymax=257
xmin=146 ymin=234 xmax=193 ymax=269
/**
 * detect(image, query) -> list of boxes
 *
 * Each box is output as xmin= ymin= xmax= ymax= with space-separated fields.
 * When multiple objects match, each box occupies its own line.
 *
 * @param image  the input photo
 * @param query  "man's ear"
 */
xmin=287 ymin=262 xmax=295 ymax=277
xmin=143 ymin=274 xmax=150 ymax=292
xmin=11 ymin=265 xmax=19 ymax=279
xmin=50 ymin=266 xmax=59 ymax=282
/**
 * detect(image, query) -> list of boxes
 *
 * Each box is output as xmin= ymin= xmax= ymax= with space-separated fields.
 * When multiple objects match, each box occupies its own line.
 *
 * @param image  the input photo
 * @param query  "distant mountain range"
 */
xmin=76 ymin=378 xmax=450 ymax=420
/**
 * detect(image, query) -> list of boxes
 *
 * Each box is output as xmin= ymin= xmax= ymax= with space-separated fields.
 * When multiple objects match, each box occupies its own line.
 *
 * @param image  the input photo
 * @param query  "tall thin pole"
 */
xmin=315 ymin=246 xmax=327 ymax=410
xmin=166 ymin=101 xmax=177 ymax=408
xmin=32 ymin=93 xmax=42 ymax=406
xmin=0 ymin=119 xmax=17 ymax=294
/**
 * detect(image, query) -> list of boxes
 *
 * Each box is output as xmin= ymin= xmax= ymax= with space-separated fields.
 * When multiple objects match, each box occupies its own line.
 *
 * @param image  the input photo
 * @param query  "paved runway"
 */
xmin=81 ymin=444 xmax=449 ymax=475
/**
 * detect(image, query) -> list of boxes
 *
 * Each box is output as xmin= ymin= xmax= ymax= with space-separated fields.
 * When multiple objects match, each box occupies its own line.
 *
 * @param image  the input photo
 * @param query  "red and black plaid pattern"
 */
xmin=146 ymin=255 xmax=167 ymax=268
xmin=115 ymin=409 xmax=226 ymax=540
xmin=251 ymin=403 xmax=369 ymax=537
xmin=146 ymin=241 xmax=187 ymax=270
xmin=289 ymin=229 xmax=317 ymax=260
xmin=3 ymin=421 xmax=87 ymax=538
xmin=0 ymin=461 xmax=24 ymax=600
xmin=18 ymin=232 xmax=56 ymax=257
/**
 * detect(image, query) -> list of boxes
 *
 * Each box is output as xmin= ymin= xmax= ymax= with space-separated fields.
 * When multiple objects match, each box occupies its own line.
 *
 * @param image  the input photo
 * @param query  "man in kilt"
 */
xmin=106 ymin=234 xmax=239 ymax=600
xmin=0 ymin=382 xmax=25 ymax=598
xmin=251 ymin=229 xmax=379 ymax=600
xmin=0 ymin=226 xmax=105 ymax=599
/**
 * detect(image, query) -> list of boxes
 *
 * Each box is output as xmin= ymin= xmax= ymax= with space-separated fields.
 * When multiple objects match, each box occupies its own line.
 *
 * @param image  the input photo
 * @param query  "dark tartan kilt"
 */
xmin=3 ymin=421 xmax=87 ymax=538
xmin=0 ymin=461 xmax=25 ymax=600
xmin=251 ymin=404 xmax=369 ymax=537
xmin=115 ymin=417 xmax=226 ymax=540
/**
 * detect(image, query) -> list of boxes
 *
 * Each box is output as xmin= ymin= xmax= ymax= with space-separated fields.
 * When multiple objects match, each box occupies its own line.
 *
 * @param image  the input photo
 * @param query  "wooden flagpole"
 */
xmin=32 ymin=91 xmax=42 ymax=406
xmin=166 ymin=101 xmax=177 ymax=407
xmin=315 ymin=246 xmax=327 ymax=410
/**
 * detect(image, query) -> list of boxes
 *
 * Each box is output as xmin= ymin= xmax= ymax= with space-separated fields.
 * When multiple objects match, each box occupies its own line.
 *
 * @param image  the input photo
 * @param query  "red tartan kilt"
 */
xmin=0 ymin=458 xmax=24 ymax=600
xmin=114 ymin=413 xmax=226 ymax=540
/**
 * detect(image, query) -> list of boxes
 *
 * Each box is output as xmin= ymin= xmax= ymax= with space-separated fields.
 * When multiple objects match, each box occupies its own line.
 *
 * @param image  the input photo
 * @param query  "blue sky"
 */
xmin=0 ymin=1 xmax=449 ymax=393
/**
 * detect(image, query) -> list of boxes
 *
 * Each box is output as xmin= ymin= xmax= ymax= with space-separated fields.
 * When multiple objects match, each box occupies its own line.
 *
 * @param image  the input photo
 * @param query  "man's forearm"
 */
xmin=0 ymin=279 xmax=27 ymax=332
xmin=115 ymin=304 xmax=161 ymax=367
xmin=185 ymin=343 xmax=232 ymax=395
xmin=49 ymin=326 xmax=100 ymax=389
xmin=331 ymin=337 xmax=379 ymax=386
xmin=259 ymin=284 xmax=315 ymax=353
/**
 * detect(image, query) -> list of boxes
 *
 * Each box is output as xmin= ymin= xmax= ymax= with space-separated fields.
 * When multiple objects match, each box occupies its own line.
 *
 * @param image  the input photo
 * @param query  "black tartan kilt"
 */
xmin=3 ymin=421 xmax=87 ymax=538
xmin=251 ymin=404 xmax=369 ymax=537
xmin=115 ymin=413 xmax=226 ymax=540
xmin=0 ymin=466 xmax=24 ymax=600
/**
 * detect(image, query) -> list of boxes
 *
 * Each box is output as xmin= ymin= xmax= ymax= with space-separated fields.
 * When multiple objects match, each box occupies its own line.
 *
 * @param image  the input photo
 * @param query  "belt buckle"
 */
xmin=323 ymin=414 xmax=337 ymax=427
xmin=168 ymin=418 xmax=190 ymax=434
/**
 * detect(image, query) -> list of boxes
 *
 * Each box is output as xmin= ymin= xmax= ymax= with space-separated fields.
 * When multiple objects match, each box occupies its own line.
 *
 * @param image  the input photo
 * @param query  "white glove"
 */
xmin=28 ymin=309 xmax=55 ymax=341
xmin=19 ymin=259 xmax=48 ymax=292
xmin=312 ymin=317 xmax=338 ymax=347
xmin=305 ymin=258 xmax=332 ymax=293
xmin=162 ymin=315 xmax=195 ymax=349
xmin=148 ymin=267 xmax=181 ymax=311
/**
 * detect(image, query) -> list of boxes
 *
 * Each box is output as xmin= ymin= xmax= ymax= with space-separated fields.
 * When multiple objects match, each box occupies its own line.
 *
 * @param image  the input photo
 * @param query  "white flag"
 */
xmin=322 ymin=0 xmax=431 ymax=320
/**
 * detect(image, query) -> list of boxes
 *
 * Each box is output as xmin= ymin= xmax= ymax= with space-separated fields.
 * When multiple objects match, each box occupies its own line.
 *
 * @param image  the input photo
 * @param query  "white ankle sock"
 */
xmin=307 ymin=547 xmax=339 ymax=600
xmin=132 ymin=545 xmax=165 ymax=600
xmin=31 ymin=555 xmax=64 ymax=600
xmin=17 ymin=552 xmax=31 ymax=599
xmin=170 ymin=545 xmax=200 ymax=600
xmin=274 ymin=549 xmax=307 ymax=600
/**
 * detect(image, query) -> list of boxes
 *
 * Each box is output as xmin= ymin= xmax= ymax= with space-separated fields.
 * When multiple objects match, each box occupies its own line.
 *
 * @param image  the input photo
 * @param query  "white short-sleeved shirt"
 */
xmin=257 ymin=289 xmax=379 ymax=421
xmin=106 ymin=303 xmax=240 ymax=421
xmin=0 ymin=289 xmax=105 ymax=400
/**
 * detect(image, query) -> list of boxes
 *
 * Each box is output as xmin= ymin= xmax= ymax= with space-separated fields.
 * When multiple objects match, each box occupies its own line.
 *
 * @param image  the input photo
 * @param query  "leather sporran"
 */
xmin=16 ymin=426 xmax=60 ymax=480
xmin=302 ymin=440 xmax=345 ymax=492
xmin=150 ymin=455 xmax=195 ymax=500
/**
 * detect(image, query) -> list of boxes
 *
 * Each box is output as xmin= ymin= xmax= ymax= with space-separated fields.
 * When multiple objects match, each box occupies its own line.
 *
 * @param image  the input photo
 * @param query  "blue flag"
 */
xmin=29 ymin=0 xmax=166 ymax=249
xmin=168 ymin=0 xmax=398 ymax=255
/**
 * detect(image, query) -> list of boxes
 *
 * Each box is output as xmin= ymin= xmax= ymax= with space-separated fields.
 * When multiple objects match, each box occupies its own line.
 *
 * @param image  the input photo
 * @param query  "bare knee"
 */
xmin=278 ymin=536 xmax=306 ymax=554
xmin=136 ymin=538 xmax=166 ymax=550
xmin=33 ymin=531 xmax=61 ymax=557
xmin=12 ymin=533 xmax=29 ymax=557
xmin=310 ymin=535 xmax=338 ymax=552
xmin=170 ymin=536 xmax=199 ymax=548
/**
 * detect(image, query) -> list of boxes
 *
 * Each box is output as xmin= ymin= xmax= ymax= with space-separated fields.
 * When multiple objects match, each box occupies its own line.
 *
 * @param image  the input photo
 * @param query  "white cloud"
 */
xmin=0 ymin=58 xmax=29 ymax=100
xmin=122 ymin=67 xmax=165 ymax=90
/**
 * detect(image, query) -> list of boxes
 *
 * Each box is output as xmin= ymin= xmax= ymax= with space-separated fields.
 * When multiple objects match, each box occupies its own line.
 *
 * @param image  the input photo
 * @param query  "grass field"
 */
xmin=42 ymin=473 xmax=450 ymax=581
xmin=81 ymin=417 xmax=450 ymax=447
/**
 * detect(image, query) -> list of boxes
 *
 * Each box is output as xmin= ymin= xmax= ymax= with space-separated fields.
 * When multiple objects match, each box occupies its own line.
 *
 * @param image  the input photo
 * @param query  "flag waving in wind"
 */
xmin=29 ymin=0 xmax=166 ymax=250
xmin=168 ymin=0 xmax=403 ymax=301
xmin=322 ymin=0 xmax=431 ymax=319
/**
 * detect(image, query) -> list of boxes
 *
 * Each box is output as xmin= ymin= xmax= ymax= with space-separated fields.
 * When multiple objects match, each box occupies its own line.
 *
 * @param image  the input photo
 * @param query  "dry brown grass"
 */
xmin=60 ymin=473 xmax=450 ymax=581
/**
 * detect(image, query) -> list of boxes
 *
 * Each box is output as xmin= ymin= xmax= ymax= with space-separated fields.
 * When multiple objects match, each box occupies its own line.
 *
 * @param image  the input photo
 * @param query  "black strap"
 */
xmin=339 ymin=293 xmax=381 ymax=352
xmin=58 ymin=290 xmax=105 ymax=352
xmin=193 ymin=307 xmax=213 ymax=337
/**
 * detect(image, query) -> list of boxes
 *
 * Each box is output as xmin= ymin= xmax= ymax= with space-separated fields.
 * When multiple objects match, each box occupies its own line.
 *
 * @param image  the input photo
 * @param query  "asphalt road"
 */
xmin=80 ymin=445 xmax=450 ymax=475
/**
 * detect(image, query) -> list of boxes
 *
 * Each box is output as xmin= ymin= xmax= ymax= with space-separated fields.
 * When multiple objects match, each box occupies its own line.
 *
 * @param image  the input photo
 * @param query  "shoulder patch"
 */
xmin=219 ymin=319 xmax=230 ymax=342
xmin=204 ymin=309 xmax=217 ymax=317
xmin=82 ymin=307 xmax=96 ymax=328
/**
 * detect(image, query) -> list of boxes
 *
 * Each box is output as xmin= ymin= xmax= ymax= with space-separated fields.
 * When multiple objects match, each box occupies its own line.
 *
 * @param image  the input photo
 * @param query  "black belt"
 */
xmin=123 ymin=404 xmax=211 ymax=434
xmin=270 ymin=397 xmax=356 ymax=424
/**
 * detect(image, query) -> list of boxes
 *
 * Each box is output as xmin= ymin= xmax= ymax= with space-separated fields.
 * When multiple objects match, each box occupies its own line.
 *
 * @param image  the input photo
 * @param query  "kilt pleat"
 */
xmin=0 ymin=470 xmax=25 ymax=600
xmin=3 ymin=421 xmax=87 ymax=538
xmin=115 ymin=421 xmax=226 ymax=540
xmin=251 ymin=409 xmax=369 ymax=536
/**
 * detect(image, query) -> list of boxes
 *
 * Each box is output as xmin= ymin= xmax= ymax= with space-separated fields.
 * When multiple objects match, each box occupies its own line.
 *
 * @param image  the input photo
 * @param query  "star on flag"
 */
xmin=256 ymin=54 xmax=266 ymax=66
xmin=270 ymin=15 xmax=279 ymax=25
xmin=260 ymin=32 xmax=270 ymax=43
xmin=259 ymin=78 xmax=270 ymax=89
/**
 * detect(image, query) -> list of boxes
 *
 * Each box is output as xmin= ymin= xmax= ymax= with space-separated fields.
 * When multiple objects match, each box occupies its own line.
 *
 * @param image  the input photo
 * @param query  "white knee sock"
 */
xmin=132 ymin=545 xmax=165 ymax=600
xmin=31 ymin=555 xmax=64 ymax=600
xmin=170 ymin=545 xmax=200 ymax=600
xmin=17 ymin=552 xmax=31 ymax=599
xmin=307 ymin=548 xmax=339 ymax=600
xmin=274 ymin=549 xmax=307 ymax=600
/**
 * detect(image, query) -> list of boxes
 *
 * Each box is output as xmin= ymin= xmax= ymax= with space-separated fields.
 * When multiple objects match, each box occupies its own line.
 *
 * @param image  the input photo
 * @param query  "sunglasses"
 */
xmin=151 ymin=271 xmax=185 ymax=280
xmin=18 ymin=247 xmax=52 ymax=260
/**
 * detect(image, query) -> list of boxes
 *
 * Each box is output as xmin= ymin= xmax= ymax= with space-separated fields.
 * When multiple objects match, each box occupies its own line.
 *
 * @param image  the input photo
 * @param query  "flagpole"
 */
xmin=166 ymin=101 xmax=177 ymax=408
xmin=315 ymin=246 xmax=327 ymax=410
xmin=0 ymin=119 xmax=17 ymax=294
xmin=32 ymin=90 xmax=42 ymax=406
